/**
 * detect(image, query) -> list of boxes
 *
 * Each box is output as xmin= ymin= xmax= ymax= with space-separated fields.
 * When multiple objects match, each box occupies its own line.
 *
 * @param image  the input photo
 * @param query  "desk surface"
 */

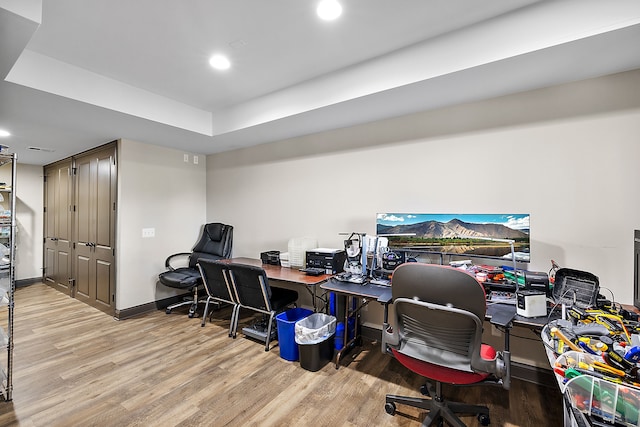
xmin=321 ymin=278 xmax=559 ymax=328
xmin=223 ymin=257 xmax=331 ymax=285
xmin=321 ymin=277 xmax=392 ymax=304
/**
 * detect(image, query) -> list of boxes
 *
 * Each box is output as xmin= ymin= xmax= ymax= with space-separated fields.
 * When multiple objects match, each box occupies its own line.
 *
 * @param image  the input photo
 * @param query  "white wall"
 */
xmin=15 ymin=163 xmax=43 ymax=280
xmin=116 ymin=139 xmax=206 ymax=310
xmin=206 ymin=69 xmax=640 ymax=311
xmin=0 ymin=161 xmax=43 ymax=281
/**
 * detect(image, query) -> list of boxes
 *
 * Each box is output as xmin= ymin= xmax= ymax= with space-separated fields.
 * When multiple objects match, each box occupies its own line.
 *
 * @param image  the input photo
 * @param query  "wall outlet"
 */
xmin=142 ymin=228 xmax=155 ymax=238
xmin=193 ymin=155 xmax=198 ymax=165
xmin=183 ymin=154 xmax=189 ymax=163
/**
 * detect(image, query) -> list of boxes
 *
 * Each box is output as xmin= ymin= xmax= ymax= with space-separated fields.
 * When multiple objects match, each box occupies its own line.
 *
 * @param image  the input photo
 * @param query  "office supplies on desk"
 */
xmin=487 ymin=290 xmax=517 ymax=305
xmin=334 ymin=272 xmax=366 ymax=284
xmin=369 ymin=278 xmax=391 ymax=287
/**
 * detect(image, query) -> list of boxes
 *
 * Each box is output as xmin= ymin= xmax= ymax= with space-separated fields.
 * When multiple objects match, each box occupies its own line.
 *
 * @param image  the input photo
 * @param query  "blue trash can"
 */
xmin=276 ymin=307 xmax=313 ymax=361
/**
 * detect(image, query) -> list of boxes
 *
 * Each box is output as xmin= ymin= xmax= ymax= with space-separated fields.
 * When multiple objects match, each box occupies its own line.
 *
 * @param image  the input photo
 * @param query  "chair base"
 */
xmin=165 ymin=293 xmax=207 ymax=318
xmin=385 ymin=382 xmax=490 ymax=427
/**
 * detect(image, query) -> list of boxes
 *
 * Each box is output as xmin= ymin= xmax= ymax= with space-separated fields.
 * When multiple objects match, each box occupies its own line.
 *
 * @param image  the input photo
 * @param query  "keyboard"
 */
xmin=300 ymin=267 xmax=326 ymax=276
xmin=369 ymin=278 xmax=391 ymax=287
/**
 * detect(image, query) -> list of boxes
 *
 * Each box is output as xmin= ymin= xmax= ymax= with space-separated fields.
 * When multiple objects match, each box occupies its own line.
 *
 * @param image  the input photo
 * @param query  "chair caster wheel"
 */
xmin=188 ymin=311 xmax=195 ymax=318
xmin=384 ymin=402 xmax=396 ymax=416
xmin=165 ymin=308 xmax=171 ymax=314
xmin=419 ymin=384 xmax=429 ymax=396
xmin=478 ymin=414 xmax=490 ymax=426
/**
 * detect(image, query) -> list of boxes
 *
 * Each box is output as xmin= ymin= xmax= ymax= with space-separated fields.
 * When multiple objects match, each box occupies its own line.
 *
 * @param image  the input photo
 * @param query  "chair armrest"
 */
xmin=489 ymin=309 xmax=516 ymax=329
xmin=487 ymin=307 xmax=515 ymax=390
xmin=165 ymin=252 xmax=192 ymax=270
xmin=381 ymin=322 xmax=400 ymax=355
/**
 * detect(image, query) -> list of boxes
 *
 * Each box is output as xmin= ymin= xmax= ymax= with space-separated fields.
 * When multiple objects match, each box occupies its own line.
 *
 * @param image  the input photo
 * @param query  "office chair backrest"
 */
xmin=390 ymin=263 xmax=488 ymax=375
xmin=226 ymin=263 xmax=272 ymax=311
xmin=189 ymin=223 xmax=233 ymax=268
xmin=198 ymin=259 xmax=235 ymax=304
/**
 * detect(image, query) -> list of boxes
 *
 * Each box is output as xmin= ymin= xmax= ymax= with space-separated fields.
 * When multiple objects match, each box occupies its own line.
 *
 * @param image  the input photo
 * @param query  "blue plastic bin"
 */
xmin=276 ymin=307 xmax=313 ymax=361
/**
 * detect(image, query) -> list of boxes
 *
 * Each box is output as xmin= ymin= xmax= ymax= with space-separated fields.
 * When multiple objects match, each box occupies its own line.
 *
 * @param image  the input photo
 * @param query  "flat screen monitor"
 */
xmin=376 ymin=213 xmax=530 ymax=263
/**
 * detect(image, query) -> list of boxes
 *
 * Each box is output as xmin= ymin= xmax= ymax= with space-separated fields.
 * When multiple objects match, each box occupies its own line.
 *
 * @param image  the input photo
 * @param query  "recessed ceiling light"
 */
xmin=209 ymin=54 xmax=231 ymax=71
xmin=317 ymin=0 xmax=342 ymax=21
xmin=0 ymin=129 xmax=10 ymax=137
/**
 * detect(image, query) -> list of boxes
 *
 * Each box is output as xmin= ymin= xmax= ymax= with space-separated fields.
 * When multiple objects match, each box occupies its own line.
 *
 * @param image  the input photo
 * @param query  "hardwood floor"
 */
xmin=0 ymin=284 xmax=563 ymax=426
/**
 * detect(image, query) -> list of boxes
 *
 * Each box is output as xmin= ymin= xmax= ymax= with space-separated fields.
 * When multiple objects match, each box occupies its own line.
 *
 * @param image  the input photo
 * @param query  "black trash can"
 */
xmin=294 ymin=313 xmax=336 ymax=372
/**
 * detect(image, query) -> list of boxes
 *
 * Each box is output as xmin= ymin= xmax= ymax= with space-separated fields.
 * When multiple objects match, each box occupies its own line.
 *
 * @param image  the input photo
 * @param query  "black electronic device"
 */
xmin=552 ymin=268 xmax=599 ymax=308
xmin=382 ymin=251 xmax=405 ymax=271
xmin=306 ymin=248 xmax=346 ymax=275
xmin=523 ymin=270 xmax=550 ymax=296
xmin=260 ymin=250 xmax=280 ymax=265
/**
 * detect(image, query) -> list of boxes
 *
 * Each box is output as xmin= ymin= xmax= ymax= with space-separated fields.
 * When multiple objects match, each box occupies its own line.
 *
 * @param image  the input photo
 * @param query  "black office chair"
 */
xmin=197 ymin=259 xmax=239 ymax=335
xmin=382 ymin=263 xmax=512 ymax=427
xmin=159 ymin=223 xmax=233 ymax=318
xmin=225 ymin=263 xmax=298 ymax=351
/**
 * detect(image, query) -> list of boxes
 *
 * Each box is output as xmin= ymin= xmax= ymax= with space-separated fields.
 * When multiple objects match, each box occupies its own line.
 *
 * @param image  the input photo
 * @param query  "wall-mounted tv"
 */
xmin=376 ymin=213 xmax=530 ymax=262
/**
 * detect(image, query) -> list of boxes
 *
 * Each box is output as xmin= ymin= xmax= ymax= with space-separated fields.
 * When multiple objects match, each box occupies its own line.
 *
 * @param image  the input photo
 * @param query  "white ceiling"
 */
xmin=1 ymin=0 xmax=640 ymax=165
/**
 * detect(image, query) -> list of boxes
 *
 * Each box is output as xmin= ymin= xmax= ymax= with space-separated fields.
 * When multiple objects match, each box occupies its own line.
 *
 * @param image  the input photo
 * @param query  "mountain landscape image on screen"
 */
xmin=376 ymin=214 xmax=530 ymax=261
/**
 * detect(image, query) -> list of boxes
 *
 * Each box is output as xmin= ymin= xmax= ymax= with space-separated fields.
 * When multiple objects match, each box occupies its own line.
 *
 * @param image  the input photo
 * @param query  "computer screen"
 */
xmin=376 ymin=213 xmax=530 ymax=262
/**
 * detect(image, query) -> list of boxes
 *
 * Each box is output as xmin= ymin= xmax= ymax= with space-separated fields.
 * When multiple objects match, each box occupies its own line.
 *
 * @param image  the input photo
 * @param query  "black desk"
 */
xmin=320 ymin=278 xmax=392 ymax=368
xmin=321 ymin=279 xmax=561 ymax=368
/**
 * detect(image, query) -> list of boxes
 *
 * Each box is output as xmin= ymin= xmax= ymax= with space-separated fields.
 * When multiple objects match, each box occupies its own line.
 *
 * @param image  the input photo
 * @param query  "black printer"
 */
xmin=305 ymin=248 xmax=346 ymax=274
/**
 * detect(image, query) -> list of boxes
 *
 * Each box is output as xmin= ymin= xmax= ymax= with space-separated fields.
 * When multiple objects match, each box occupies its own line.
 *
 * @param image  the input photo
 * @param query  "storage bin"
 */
xmin=276 ymin=307 xmax=313 ymax=361
xmin=287 ymin=237 xmax=317 ymax=268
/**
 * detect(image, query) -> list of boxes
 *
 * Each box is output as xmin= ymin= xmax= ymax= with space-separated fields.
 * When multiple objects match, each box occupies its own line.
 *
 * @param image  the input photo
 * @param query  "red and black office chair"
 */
xmin=159 ymin=223 xmax=233 ymax=318
xmin=382 ymin=263 xmax=513 ymax=426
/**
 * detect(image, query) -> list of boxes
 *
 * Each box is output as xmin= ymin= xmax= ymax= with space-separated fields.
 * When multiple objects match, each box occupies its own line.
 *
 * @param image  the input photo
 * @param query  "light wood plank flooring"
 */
xmin=0 ymin=284 xmax=563 ymax=426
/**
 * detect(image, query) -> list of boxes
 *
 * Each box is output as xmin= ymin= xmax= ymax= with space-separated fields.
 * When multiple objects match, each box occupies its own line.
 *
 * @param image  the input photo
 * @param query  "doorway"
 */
xmin=43 ymin=142 xmax=117 ymax=315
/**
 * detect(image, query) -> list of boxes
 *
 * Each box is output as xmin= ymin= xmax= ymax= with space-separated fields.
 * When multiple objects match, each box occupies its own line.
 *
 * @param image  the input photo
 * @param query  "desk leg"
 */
xmin=334 ymin=295 xmax=369 ymax=369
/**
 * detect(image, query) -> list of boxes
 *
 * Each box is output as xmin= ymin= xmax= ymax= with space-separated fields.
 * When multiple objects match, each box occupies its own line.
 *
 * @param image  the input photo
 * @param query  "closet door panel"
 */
xmin=73 ymin=144 xmax=116 ymax=315
xmin=43 ymin=160 xmax=73 ymax=294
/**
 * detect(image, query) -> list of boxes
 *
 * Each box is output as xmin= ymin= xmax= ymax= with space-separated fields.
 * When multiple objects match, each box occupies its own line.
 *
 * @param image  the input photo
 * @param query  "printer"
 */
xmin=306 ymin=248 xmax=346 ymax=275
